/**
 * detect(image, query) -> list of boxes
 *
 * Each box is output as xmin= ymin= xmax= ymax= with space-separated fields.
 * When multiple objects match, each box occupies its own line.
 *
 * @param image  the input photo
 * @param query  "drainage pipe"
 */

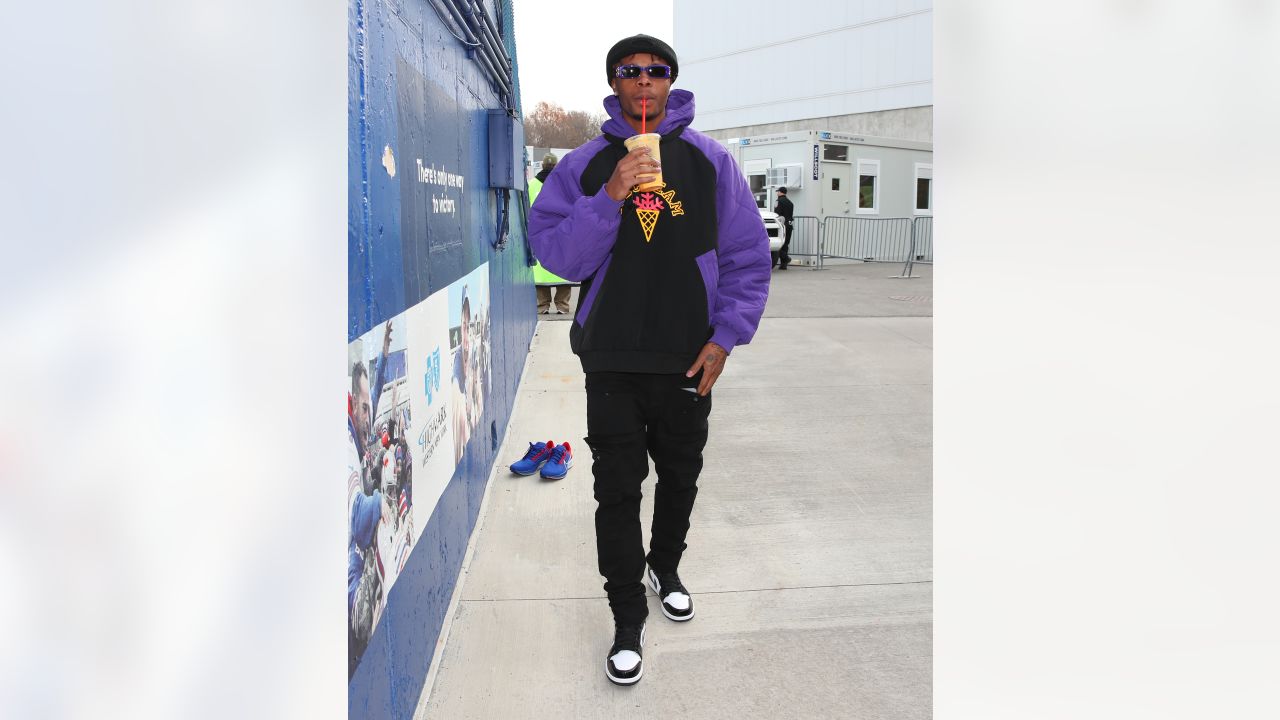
xmin=439 ymin=0 xmax=511 ymax=96
xmin=470 ymin=1 xmax=511 ymax=73
xmin=458 ymin=0 xmax=512 ymax=92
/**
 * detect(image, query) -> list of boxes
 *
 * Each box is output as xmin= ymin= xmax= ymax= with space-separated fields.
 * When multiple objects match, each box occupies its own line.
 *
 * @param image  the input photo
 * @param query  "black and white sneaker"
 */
xmin=605 ymin=622 xmax=646 ymax=686
xmin=647 ymin=566 xmax=695 ymax=622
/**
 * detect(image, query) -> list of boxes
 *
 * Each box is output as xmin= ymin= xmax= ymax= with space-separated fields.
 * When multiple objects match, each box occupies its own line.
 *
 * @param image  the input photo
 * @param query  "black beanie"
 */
xmin=605 ymin=34 xmax=679 ymax=82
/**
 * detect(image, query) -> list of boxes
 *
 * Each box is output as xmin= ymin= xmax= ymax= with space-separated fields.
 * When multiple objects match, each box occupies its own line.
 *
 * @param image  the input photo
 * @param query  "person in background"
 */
xmin=451 ymin=291 xmax=485 ymax=464
xmin=528 ymin=153 xmax=575 ymax=314
xmin=348 ymin=431 xmax=392 ymax=678
xmin=773 ymin=186 xmax=794 ymax=270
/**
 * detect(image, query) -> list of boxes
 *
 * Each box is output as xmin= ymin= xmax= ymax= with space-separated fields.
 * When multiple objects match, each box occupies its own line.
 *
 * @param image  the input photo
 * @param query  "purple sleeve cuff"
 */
xmin=709 ymin=327 xmax=738 ymax=355
xmin=587 ymin=184 xmax=623 ymax=219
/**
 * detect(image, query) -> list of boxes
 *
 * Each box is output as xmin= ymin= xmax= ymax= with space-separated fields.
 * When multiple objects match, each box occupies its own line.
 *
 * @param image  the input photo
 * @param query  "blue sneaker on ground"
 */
xmin=510 ymin=441 xmax=555 ymax=476
xmin=540 ymin=442 xmax=573 ymax=480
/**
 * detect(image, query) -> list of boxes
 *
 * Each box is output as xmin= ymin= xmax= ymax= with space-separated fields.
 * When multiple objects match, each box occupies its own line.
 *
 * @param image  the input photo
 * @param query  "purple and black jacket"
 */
xmin=528 ymin=89 xmax=771 ymax=374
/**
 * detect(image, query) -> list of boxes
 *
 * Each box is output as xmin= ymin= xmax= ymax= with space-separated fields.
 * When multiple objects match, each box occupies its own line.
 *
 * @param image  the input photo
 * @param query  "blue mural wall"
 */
xmin=348 ymin=0 xmax=535 ymax=716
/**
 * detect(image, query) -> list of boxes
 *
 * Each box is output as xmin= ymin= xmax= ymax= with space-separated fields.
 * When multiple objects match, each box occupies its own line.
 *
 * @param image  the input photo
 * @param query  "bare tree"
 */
xmin=525 ymin=101 xmax=607 ymax=149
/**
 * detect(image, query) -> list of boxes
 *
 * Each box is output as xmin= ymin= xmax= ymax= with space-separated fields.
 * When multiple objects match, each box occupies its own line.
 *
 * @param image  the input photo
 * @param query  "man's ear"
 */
xmin=609 ymin=78 xmax=618 ymax=95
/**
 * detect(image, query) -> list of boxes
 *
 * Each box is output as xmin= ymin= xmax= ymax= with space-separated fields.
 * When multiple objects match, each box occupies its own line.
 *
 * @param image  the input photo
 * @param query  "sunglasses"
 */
xmin=614 ymin=64 xmax=673 ymax=80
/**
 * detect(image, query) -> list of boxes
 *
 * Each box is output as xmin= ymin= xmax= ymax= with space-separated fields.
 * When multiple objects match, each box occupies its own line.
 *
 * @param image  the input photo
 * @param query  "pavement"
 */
xmin=417 ymin=262 xmax=932 ymax=719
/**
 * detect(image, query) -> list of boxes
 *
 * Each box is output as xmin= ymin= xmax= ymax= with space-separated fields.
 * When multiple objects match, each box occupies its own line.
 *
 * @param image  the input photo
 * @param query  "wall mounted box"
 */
xmin=487 ymin=110 xmax=525 ymax=191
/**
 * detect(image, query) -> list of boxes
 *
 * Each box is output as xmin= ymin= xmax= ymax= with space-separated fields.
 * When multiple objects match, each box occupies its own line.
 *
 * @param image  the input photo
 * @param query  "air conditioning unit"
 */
xmin=766 ymin=164 xmax=803 ymax=189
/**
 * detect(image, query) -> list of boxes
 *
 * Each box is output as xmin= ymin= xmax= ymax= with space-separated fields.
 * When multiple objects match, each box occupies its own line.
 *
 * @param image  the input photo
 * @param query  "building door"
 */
xmin=820 ymin=162 xmax=852 ymax=217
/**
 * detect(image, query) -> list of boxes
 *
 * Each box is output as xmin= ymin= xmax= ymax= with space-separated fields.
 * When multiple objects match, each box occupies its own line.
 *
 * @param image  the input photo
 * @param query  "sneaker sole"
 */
xmin=509 ymin=464 xmax=545 ymax=476
xmin=605 ymin=665 xmax=643 ymax=686
xmin=647 ymin=567 xmax=695 ymax=622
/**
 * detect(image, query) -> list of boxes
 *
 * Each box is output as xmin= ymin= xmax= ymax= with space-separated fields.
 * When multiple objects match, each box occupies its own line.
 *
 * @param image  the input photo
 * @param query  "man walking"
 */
xmin=529 ymin=34 xmax=770 ymax=686
xmin=773 ymin=186 xmax=794 ymax=270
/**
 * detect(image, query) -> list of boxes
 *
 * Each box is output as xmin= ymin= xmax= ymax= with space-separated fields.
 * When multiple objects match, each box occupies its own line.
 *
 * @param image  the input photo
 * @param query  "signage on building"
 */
xmin=825 ymin=132 xmax=867 ymax=144
xmin=739 ymin=134 xmax=796 ymax=147
xmin=812 ymin=144 xmax=819 ymax=180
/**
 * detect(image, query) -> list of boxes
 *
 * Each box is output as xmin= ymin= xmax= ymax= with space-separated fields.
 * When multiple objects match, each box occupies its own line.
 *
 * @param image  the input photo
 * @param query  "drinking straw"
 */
xmin=642 ymin=97 xmax=646 ymax=135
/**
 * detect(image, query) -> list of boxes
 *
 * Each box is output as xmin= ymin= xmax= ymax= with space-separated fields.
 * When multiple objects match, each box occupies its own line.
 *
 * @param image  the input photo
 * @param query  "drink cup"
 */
xmin=623 ymin=133 xmax=663 ymax=192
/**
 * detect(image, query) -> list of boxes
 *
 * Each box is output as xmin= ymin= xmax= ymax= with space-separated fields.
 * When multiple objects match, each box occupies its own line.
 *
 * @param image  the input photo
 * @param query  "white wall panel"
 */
xmin=675 ymin=0 xmax=932 ymax=131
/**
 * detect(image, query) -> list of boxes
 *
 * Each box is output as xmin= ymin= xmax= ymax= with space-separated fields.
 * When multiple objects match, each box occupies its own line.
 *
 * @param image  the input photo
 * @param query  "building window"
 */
xmin=856 ymin=159 xmax=879 ymax=214
xmin=749 ymin=173 xmax=766 ymax=208
xmin=914 ymin=163 xmax=932 ymax=215
xmin=832 ymin=178 xmax=840 ymax=191
xmin=823 ymin=144 xmax=848 ymax=161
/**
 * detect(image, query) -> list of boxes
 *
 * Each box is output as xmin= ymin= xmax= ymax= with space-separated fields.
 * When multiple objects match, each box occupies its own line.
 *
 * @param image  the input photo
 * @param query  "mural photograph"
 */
xmin=346 ymin=264 xmax=490 ymax=678
xmin=347 ymin=316 xmax=410 ymax=677
xmin=449 ymin=263 xmax=492 ymax=466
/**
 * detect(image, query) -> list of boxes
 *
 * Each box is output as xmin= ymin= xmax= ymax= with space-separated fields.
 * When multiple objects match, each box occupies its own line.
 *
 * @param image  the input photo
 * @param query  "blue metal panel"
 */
xmin=349 ymin=0 xmax=538 ymax=716
xmin=349 ymin=0 xmax=407 ymax=342
xmin=349 ymin=0 xmax=373 ymax=343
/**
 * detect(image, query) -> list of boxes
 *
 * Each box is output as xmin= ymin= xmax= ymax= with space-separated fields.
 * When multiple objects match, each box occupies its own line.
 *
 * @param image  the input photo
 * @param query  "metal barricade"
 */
xmin=785 ymin=215 xmax=823 ymax=269
xmin=820 ymin=217 xmax=913 ymax=263
xmin=785 ymin=215 xmax=933 ymax=272
xmin=911 ymin=216 xmax=933 ymax=263
xmin=897 ymin=216 xmax=933 ymax=278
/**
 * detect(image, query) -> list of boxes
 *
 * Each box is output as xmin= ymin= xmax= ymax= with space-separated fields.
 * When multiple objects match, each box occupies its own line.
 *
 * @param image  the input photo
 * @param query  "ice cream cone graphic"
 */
xmin=633 ymin=192 xmax=665 ymax=243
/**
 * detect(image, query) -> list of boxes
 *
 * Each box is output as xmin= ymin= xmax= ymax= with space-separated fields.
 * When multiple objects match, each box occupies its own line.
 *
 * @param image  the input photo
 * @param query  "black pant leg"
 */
xmin=645 ymin=375 xmax=712 ymax=574
xmin=780 ymin=222 xmax=792 ymax=266
xmin=585 ymin=372 xmax=651 ymax=625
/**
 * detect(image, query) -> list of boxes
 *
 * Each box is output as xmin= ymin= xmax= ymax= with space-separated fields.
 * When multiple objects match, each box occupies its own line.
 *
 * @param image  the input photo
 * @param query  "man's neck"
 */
xmin=626 ymin=111 xmax=665 ymax=135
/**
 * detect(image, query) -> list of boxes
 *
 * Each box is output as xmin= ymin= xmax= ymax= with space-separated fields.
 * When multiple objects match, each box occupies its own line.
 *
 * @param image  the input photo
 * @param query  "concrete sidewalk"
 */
xmin=419 ymin=263 xmax=932 ymax=719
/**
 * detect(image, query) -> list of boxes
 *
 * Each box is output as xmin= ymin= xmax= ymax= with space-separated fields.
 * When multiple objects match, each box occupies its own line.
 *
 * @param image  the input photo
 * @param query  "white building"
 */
xmin=673 ymin=0 xmax=932 ymax=143
xmin=725 ymin=131 xmax=931 ymax=219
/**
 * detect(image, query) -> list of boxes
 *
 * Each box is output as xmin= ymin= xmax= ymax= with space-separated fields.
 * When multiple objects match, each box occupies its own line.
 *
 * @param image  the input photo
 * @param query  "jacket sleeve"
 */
xmin=528 ymin=149 xmax=622 ymax=283
xmin=350 ymin=490 xmax=383 ymax=550
xmin=708 ymin=151 xmax=772 ymax=353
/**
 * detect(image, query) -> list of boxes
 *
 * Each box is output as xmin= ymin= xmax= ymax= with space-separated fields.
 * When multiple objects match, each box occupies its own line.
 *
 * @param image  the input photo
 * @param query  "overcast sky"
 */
xmin=512 ymin=0 xmax=674 ymax=117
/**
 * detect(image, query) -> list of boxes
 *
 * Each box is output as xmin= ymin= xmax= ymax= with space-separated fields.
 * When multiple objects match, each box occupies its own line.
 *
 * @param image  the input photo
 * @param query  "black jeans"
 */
xmin=771 ymin=222 xmax=792 ymax=268
xmin=585 ymin=371 xmax=712 ymax=625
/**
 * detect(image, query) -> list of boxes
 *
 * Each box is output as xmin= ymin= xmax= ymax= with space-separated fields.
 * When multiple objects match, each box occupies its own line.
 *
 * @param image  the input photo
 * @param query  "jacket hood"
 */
xmin=601 ymin=89 xmax=695 ymax=139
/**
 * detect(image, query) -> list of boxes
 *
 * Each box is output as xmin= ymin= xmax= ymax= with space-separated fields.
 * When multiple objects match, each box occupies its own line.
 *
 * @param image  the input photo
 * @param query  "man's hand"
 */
xmin=605 ymin=147 xmax=661 ymax=201
xmin=382 ymin=320 xmax=393 ymax=355
xmin=685 ymin=342 xmax=729 ymax=396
